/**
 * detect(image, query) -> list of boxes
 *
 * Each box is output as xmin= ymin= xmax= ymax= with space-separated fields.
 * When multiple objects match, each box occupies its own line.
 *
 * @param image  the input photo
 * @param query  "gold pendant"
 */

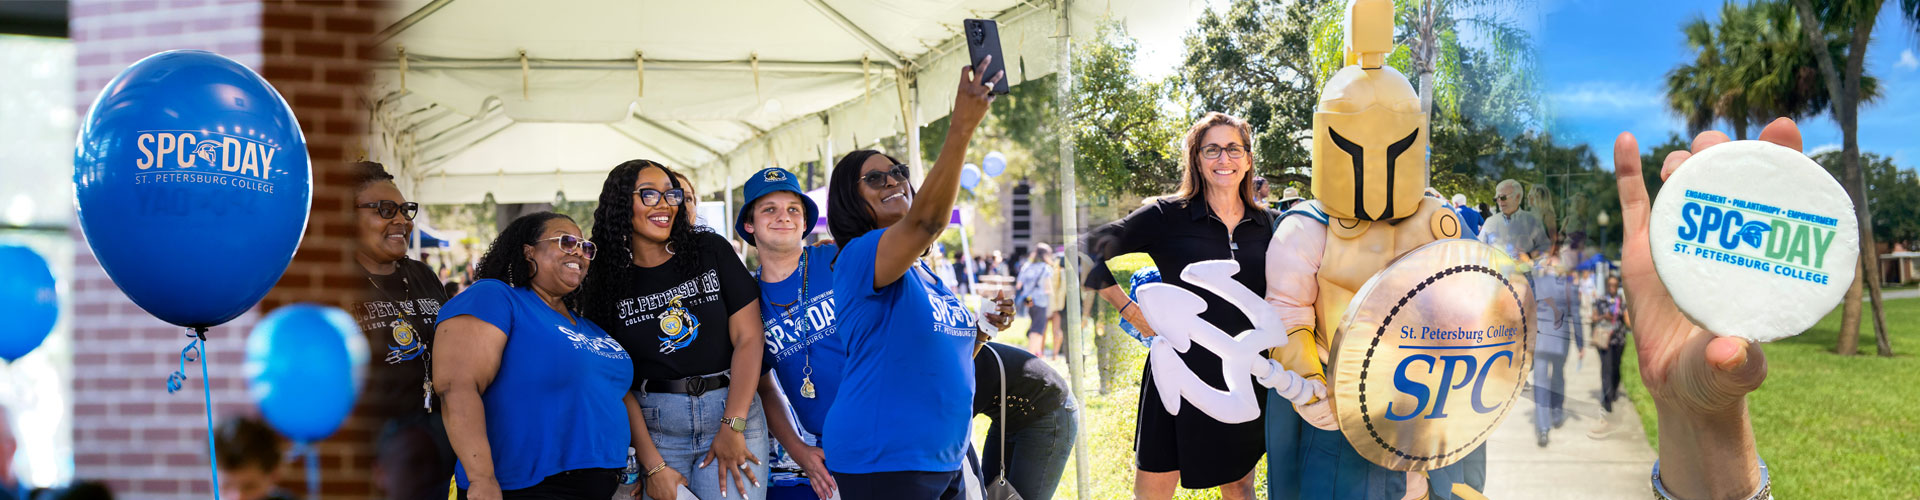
xmin=800 ymin=376 xmax=817 ymax=399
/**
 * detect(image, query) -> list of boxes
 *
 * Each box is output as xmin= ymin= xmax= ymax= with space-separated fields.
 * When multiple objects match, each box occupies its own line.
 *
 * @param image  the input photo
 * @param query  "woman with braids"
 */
xmin=822 ymin=59 xmax=1015 ymax=500
xmin=578 ymin=160 xmax=769 ymax=500
xmin=434 ymin=212 xmax=635 ymax=499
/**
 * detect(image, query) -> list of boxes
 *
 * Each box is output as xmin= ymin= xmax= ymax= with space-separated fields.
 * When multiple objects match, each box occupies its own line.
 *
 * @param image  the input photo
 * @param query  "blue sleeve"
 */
xmin=833 ymin=229 xmax=887 ymax=299
xmin=437 ymin=279 xmax=516 ymax=337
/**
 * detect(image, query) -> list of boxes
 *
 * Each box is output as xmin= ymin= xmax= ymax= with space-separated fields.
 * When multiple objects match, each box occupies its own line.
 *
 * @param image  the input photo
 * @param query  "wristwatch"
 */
xmin=721 ymin=416 xmax=748 ymax=433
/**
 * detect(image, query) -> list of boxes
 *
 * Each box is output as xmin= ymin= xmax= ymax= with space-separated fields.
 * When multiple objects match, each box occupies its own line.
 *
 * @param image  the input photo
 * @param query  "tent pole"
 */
xmin=1054 ymin=2 xmax=1089 ymax=499
xmin=905 ymin=74 xmax=924 ymax=178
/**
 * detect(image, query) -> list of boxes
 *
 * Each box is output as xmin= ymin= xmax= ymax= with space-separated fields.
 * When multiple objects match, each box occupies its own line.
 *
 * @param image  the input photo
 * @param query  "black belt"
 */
xmin=638 ymin=373 xmax=730 ymax=396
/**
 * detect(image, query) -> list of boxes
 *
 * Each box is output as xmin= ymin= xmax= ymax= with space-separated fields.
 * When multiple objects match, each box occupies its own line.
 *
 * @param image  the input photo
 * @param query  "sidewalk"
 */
xmin=1480 ymin=349 xmax=1656 ymax=499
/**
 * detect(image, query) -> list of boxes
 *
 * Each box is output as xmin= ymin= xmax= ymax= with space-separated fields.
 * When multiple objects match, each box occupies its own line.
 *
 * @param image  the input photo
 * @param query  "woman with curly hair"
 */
xmin=434 ymin=212 xmax=635 ymax=499
xmin=577 ymin=160 xmax=768 ymax=500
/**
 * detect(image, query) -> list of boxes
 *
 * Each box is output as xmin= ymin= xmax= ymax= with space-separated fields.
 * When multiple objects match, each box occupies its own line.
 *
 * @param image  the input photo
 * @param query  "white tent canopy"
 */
xmin=367 ymin=0 xmax=1107 ymax=204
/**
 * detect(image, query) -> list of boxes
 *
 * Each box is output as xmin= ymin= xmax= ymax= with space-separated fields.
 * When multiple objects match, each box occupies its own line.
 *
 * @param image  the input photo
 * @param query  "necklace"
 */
xmin=365 ymin=267 xmax=436 ymax=413
xmin=773 ymin=250 xmax=817 ymax=398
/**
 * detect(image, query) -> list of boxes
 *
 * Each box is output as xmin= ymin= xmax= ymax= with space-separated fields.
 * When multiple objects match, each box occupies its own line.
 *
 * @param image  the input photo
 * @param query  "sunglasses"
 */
xmin=860 ymin=164 xmax=912 ymax=189
xmin=535 ymin=234 xmax=597 ymax=260
xmin=634 ymin=188 xmax=686 ymax=207
xmin=357 ymin=200 xmax=419 ymax=220
xmin=1200 ymin=144 xmax=1248 ymax=160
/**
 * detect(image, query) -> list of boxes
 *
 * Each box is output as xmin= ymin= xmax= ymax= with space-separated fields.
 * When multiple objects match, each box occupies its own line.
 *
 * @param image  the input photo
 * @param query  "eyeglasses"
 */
xmin=535 ymin=234 xmax=597 ymax=260
xmin=1200 ymin=144 xmax=1248 ymax=160
xmin=356 ymin=200 xmax=419 ymax=220
xmin=634 ymin=188 xmax=686 ymax=207
xmin=1495 ymin=194 xmax=1513 ymax=202
xmin=860 ymin=164 xmax=912 ymax=189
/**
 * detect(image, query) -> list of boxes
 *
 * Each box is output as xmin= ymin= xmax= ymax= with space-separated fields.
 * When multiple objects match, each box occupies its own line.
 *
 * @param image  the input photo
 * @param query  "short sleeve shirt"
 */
xmin=603 ymin=232 xmax=761 ymax=383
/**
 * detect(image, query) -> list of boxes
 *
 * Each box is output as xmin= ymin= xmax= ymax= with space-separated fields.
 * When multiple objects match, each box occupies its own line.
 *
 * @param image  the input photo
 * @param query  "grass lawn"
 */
xmin=1620 ymin=297 xmax=1920 ymax=499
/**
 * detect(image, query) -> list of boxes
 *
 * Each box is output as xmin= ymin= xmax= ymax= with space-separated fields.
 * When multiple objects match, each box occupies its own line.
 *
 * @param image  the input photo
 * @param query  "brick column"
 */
xmin=69 ymin=1 xmax=383 ymax=498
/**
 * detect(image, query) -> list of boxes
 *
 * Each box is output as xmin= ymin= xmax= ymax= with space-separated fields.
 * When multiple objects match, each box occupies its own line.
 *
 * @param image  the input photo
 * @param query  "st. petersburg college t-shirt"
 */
xmin=436 ymin=279 xmax=633 ymax=490
xmin=825 ymin=228 xmax=979 ymax=474
xmin=352 ymin=258 xmax=448 ymax=420
xmin=757 ymin=244 xmax=846 ymax=437
xmin=604 ymin=232 xmax=761 ymax=383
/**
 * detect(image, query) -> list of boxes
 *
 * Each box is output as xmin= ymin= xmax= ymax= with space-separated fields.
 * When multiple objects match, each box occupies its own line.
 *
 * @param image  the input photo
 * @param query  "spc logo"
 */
xmin=1672 ymin=189 xmax=1839 ymax=284
xmin=134 ymin=131 xmax=278 ymax=180
xmin=1384 ymin=333 xmax=1519 ymax=421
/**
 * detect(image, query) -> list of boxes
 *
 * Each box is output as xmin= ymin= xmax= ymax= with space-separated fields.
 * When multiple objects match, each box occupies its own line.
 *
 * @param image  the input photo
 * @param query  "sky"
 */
xmin=1114 ymin=0 xmax=1919 ymax=170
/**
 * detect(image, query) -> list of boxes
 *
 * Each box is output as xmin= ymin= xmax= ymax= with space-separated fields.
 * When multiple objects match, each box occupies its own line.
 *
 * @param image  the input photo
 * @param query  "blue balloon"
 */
xmin=982 ymin=151 xmax=1007 ymax=177
xmin=74 ymin=50 xmax=311 ymax=328
xmin=245 ymin=304 xmax=367 ymax=442
xmin=960 ymin=164 xmax=982 ymax=190
xmin=0 ymin=246 xmax=59 ymax=362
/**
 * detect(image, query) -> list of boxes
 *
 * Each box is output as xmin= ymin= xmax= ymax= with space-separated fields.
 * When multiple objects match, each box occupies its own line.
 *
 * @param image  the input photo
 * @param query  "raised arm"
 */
xmin=872 ymin=59 xmax=1002 ymax=289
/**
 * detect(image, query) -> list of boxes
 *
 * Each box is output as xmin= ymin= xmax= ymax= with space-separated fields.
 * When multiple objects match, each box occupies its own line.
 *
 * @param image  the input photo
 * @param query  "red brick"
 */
xmin=75 ymin=403 xmax=109 ymax=417
xmin=264 ymin=11 xmax=312 ymax=30
xmin=293 ymin=39 xmax=345 ymax=59
xmin=322 ymin=12 xmax=375 ymax=34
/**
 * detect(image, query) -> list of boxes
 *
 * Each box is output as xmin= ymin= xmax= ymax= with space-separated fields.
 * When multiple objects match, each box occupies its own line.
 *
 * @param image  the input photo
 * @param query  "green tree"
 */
xmin=1178 ymin=0 xmax=1330 ymax=180
xmin=1817 ymin=151 xmax=1920 ymax=248
xmin=1787 ymin=0 xmax=1912 ymax=356
xmin=1071 ymin=21 xmax=1183 ymax=199
xmin=1665 ymin=1 xmax=1870 ymax=139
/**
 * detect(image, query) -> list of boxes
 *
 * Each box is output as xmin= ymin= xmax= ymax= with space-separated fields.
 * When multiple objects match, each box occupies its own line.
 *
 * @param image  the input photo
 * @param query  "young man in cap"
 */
xmin=737 ymin=167 xmax=843 ymax=499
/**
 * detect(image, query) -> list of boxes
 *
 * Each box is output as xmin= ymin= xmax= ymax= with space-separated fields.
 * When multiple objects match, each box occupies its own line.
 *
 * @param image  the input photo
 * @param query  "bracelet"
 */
xmin=1121 ymin=299 xmax=1136 ymax=315
xmin=1651 ymin=456 xmax=1770 ymax=500
xmin=645 ymin=461 xmax=668 ymax=480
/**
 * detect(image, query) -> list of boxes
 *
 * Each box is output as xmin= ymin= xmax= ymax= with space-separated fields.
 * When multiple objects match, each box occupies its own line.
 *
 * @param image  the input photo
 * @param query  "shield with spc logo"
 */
xmin=1328 ymin=238 xmax=1535 ymax=471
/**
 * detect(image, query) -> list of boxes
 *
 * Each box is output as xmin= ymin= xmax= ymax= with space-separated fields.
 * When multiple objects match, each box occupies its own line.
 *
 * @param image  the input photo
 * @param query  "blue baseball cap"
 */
xmin=735 ymin=167 xmax=819 ymax=247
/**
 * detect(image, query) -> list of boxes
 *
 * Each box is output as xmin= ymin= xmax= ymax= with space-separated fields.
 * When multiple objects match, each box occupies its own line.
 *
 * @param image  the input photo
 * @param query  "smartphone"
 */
xmin=675 ymin=484 xmax=702 ymax=500
xmin=963 ymin=18 xmax=1011 ymax=95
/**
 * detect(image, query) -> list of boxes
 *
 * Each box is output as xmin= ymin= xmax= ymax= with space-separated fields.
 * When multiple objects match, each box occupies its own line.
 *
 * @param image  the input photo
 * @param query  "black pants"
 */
xmin=455 ymin=468 xmax=619 ymax=500
xmin=1598 ymin=346 xmax=1624 ymax=412
xmin=837 ymin=470 xmax=963 ymax=500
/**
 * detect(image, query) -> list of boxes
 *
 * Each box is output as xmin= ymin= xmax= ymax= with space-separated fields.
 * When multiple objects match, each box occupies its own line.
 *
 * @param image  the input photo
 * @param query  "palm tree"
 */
xmin=1666 ymin=16 xmax=1726 ymax=138
xmin=1787 ymin=0 xmax=1910 ymax=356
xmin=1403 ymin=0 xmax=1537 ymax=128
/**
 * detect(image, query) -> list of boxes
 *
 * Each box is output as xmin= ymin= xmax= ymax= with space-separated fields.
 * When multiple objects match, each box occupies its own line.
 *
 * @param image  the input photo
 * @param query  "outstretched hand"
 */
xmin=1610 ymin=118 xmax=1796 ymax=500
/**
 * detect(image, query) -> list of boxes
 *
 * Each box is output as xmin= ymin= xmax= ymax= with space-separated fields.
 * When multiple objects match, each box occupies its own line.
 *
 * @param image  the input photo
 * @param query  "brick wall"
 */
xmin=69 ymin=1 xmax=383 ymax=498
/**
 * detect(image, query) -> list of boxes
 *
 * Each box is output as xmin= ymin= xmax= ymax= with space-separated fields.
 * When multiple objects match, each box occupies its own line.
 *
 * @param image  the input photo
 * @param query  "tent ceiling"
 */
xmin=369 ymin=0 xmax=1109 ymax=204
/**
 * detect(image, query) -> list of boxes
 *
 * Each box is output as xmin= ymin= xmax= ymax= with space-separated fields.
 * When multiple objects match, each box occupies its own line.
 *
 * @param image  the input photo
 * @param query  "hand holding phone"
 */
xmin=964 ymin=19 xmax=1011 ymax=95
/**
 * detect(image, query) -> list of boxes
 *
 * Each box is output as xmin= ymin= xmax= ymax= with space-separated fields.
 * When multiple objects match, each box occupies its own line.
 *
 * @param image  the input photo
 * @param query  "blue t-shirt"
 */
xmin=824 ymin=229 xmax=979 ymax=473
xmin=437 ymin=279 xmax=635 ymax=490
xmin=758 ymin=244 xmax=846 ymax=437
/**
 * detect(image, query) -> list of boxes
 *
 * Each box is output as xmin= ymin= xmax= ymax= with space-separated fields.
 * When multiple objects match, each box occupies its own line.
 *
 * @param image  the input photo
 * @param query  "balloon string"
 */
xmin=298 ymin=442 xmax=321 ymax=500
xmin=169 ymin=328 xmax=223 ymax=500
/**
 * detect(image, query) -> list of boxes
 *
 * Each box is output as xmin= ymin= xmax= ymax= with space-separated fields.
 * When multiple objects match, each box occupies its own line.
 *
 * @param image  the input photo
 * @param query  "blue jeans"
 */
xmin=982 ymin=406 xmax=1078 ymax=500
xmin=1533 ymin=352 xmax=1567 ymax=435
xmin=636 ymin=387 xmax=771 ymax=500
xmin=1265 ymin=388 xmax=1486 ymax=500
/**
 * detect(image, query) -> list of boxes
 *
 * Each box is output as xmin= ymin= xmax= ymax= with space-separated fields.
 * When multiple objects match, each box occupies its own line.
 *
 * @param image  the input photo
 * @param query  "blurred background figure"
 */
xmin=213 ymin=416 xmax=300 ymax=500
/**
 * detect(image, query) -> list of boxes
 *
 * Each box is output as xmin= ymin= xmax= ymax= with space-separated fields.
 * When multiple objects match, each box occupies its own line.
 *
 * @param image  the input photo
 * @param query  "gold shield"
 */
xmin=1328 ymin=239 xmax=1535 ymax=471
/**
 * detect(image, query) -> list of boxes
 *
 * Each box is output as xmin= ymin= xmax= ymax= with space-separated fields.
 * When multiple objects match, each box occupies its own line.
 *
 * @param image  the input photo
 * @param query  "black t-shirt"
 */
xmin=352 ymin=258 xmax=448 ymax=419
xmin=605 ymin=232 xmax=761 ymax=383
xmin=973 ymin=342 xmax=1074 ymax=431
